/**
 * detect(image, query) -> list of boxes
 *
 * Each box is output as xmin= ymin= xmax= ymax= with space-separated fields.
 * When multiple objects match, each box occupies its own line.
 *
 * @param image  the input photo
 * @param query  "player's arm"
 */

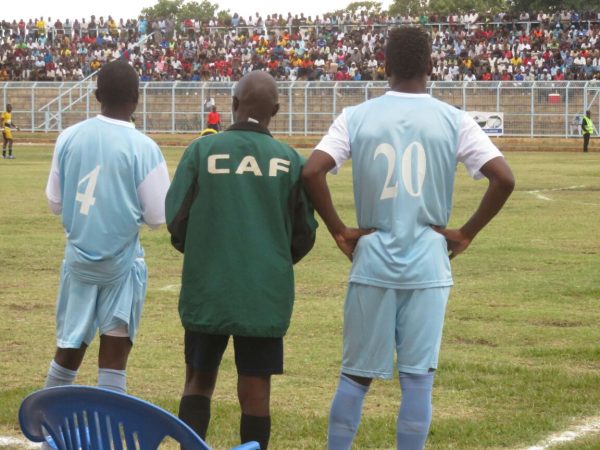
xmin=289 ymin=170 xmax=318 ymax=264
xmin=138 ymin=158 xmax=170 ymax=229
xmin=165 ymin=145 xmax=199 ymax=253
xmin=433 ymin=114 xmax=515 ymax=259
xmin=302 ymin=112 xmax=372 ymax=260
xmin=434 ymin=157 xmax=514 ymax=258
xmin=302 ymin=150 xmax=371 ymax=261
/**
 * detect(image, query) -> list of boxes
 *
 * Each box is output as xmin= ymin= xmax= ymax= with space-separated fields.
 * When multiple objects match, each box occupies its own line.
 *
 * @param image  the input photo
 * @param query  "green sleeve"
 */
xmin=165 ymin=144 xmax=199 ymax=253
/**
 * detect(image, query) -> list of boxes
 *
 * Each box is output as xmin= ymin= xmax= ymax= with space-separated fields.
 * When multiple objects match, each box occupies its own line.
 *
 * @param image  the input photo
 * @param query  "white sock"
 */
xmin=44 ymin=360 xmax=78 ymax=388
xmin=98 ymin=368 xmax=127 ymax=394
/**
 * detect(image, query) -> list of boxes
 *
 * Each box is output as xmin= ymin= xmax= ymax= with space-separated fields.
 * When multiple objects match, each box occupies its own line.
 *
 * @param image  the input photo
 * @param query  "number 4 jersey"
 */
xmin=46 ymin=115 xmax=170 ymax=284
xmin=316 ymin=91 xmax=503 ymax=289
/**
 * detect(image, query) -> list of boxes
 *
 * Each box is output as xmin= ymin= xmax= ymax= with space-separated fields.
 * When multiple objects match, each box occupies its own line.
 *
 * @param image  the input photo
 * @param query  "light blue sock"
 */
xmin=327 ymin=374 xmax=370 ymax=450
xmin=397 ymin=371 xmax=435 ymax=450
xmin=98 ymin=368 xmax=127 ymax=394
xmin=44 ymin=360 xmax=78 ymax=388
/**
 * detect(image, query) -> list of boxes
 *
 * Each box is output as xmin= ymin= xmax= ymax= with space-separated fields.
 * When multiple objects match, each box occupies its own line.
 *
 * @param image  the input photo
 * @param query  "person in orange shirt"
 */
xmin=206 ymin=105 xmax=221 ymax=131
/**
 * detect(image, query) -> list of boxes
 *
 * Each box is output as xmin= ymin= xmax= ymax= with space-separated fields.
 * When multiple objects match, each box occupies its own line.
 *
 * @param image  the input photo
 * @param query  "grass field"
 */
xmin=1 ymin=143 xmax=600 ymax=450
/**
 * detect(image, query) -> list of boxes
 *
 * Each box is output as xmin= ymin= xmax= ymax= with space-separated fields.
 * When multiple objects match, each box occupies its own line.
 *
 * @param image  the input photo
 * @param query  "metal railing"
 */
xmin=36 ymin=33 xmax=156 ymax=131
xmin=2 ymin=80 xmax=600 ymax=137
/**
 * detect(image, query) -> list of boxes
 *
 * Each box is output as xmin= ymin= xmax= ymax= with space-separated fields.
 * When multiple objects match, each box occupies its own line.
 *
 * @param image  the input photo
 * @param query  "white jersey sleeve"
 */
xmin=314 ymin=110 xmax=350 ymax=174
xmin=456 ymin=113 xmax=504 ymax=179
xmin=137 ymin=160 xmax=170 ymax=229
xmin=45 ymin=135 xmax=63 ymax=215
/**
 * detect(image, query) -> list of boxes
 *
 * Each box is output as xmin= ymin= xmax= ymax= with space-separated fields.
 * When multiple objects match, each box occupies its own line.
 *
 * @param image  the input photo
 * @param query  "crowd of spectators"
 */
xmin=2 ymin=10 xmax=600 ymax=82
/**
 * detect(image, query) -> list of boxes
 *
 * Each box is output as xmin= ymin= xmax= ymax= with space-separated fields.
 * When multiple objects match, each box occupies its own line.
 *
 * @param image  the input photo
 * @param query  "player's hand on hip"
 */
xmin=332 ymin=227 xmax=374 ymax=261
xmin=431 ymin=226 xmax=472 ymax=260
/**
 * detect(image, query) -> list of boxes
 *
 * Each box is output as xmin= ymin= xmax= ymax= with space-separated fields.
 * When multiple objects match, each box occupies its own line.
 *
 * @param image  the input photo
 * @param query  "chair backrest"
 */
xmin=19 ymin=386 xmax=212 ymax=450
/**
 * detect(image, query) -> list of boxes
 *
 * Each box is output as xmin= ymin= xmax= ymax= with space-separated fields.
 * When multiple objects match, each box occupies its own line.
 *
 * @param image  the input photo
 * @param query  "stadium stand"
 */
xmin=2 ymin=10 xmax=600 ymax=82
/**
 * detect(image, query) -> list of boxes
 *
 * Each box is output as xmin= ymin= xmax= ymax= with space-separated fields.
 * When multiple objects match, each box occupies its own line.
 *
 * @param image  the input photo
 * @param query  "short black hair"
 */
xmin=96 ymin=59 xmax=139 ymax=107
xmin=385 ymin=27 xmax=431 ymax=80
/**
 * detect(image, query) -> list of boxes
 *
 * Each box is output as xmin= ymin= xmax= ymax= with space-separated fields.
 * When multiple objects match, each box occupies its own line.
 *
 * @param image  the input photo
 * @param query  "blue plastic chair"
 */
xmin=19 ymin=386 xmax=259 ymax=450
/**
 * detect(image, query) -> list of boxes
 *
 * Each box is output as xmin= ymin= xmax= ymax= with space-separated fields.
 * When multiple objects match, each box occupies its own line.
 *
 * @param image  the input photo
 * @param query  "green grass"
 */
xmin=1 ymin=145 xmax=600 ymax=449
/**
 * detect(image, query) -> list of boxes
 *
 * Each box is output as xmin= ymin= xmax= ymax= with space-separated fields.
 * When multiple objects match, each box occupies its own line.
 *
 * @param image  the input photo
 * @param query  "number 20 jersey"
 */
xmin=316 ymin=92 xmax=503 ymax=289
xmin=46 ymin=115 xmax=169 ymax=284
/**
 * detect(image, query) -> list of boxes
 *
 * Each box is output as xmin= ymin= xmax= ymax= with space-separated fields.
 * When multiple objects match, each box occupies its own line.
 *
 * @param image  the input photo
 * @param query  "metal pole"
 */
xmin=172 ymin=82 xmax=176 ymax=134
xmin=288 ymin=83 xmax=293 ymax=136
xmin=31 ymin=82 xmax=37 ymax=132
xmin=86 ymin=82 xmax=90 ymax=120
xmin=530 ymin=83 xmax=534 ymax=137
xmin=142 ymin=82 xmax=148 ymax=133
xmin=565 ymin=81 xmax=570 ymax=137
xmin=584 ymin=80 xmax=588 ymax=116
xmin=200 ymin=82 xmax=205 ymax=130
xmin=496 ymin=81 xmax=500 ymax=112
xmin=304 ymin=82 xmax=308 ymax=136
xmin=58 ymin=86 xmax=62 ymax=132
xmin=333 ymin=82 xmax=338 ymax=121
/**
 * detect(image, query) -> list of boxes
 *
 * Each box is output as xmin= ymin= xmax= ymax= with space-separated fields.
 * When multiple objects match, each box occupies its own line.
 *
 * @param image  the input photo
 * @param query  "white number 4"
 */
xmin=76 ymin=165 xmax=101 ymax=215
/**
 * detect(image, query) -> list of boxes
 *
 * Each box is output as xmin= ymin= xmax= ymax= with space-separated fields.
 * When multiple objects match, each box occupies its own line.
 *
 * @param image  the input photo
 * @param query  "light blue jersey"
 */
xmin=317 ymin=92 xmax=502 ymax=289
xmin=46 ymin=115 xmax=169 ymax=285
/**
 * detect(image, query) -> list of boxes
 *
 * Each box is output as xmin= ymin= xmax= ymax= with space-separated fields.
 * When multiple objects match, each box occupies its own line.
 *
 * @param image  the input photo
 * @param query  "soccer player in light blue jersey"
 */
xmin=303 ymin=27 xmax=515 ymax=450
xmin=43 ymin=60 xmax=170 ymax=396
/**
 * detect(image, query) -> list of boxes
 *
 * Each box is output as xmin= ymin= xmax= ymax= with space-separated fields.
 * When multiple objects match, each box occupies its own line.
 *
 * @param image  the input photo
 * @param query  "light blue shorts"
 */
xmin=342 ymin=283 xmax=450 ymax=379
xmin=55 ymin=259 xmax=147 ymax=348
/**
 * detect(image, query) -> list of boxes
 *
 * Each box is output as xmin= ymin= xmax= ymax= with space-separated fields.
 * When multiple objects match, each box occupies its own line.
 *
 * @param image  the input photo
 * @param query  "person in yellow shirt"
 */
xmin=2 ymin=104 xmax=19 ymax=159
xmin=108 ymin=16 xmax=118 ymax=37
xmin=36 ymin=18 xmax=45 ymax=39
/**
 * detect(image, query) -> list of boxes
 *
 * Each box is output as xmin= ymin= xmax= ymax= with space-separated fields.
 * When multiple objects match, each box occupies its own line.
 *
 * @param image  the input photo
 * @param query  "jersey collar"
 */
xmin=385 ymin=91 xmax=431 ymax=98
xmin=97 ymin=114 xmax=135 ymax=128
xmin=226 ymin=121 xmax=272 ymax=136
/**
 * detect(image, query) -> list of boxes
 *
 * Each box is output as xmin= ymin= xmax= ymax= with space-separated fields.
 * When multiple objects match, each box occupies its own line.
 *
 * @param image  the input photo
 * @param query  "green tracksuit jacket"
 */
xmin=166 ymin=122 xmax=318 ymax=337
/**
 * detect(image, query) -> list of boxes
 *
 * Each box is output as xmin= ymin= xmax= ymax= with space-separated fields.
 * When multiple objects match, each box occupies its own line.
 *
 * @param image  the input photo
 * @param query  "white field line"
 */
xmin=0 ymin=436 xmax=37 ymax=448
xmin=524 ymin=416 xmax=600 ymax=450
xmin=157 ymin=284 xmax=180 ymax=292
xmin=525 ymin=185 xmax=600 ymax=206
xmin=525 ymin=184 xmax=587 ymax=196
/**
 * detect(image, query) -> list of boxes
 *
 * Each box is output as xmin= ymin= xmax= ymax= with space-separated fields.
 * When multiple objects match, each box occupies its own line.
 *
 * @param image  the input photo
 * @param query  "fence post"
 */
xmin=333 ymin=82 xmax=338 ymax=122
xmin=200 ymin=82 xmax=205 ymax=130
xmin=58 ymin=84 xmax=62 ymax=132
xmin=288 ymin=83 xmax=293 ymax=136
xmin=86 ymin=82 xmax=90 ymax=120
xmin=530 ymin=82 xmax=534 ymax=137
xmin=172 ymin=82 xmax=177 ymax=134
xmin=496 ymin=81 xmax=500 ymax=113
xmin=231 ymin=83 xmax=236 ymax=126
xmin=565 ymin=81 xmax=570 ymax=137
xmin=304 ymin=82 xmax=309 ymax=136
xmin=142 ymin=82 xmax=148 ymax=133
xmin=31 ymin=82 xmax=37 ymax=132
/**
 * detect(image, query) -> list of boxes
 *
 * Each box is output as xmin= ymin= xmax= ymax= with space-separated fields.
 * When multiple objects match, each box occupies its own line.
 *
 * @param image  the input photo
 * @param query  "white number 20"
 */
xmin=76 ymin=165 xmax=101 ymax=215
xmin=373 ymin=142 xmax=426 ymax=199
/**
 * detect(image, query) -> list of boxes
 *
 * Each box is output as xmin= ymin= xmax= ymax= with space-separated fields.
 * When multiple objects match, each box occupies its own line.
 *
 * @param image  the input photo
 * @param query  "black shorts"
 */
xmin=184 ymin=330 xmax=283 ymax=376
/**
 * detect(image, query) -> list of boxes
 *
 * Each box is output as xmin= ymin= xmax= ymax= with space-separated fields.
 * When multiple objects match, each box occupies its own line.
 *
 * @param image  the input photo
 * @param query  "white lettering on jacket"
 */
xmin=208 ymin=154 xmax=291 ymax=177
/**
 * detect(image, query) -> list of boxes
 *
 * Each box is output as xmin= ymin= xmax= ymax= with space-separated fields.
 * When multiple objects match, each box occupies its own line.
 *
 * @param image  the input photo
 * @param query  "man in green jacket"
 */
xmin=166 ymin=71 xmax=317 ymax=450
xmin=582 ymin=109 xmax=596 ymax=153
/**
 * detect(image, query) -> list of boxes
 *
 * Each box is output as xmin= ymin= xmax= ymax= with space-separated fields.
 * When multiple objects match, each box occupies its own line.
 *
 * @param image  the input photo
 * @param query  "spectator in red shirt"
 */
xmin=207 ymin=105 xmax=221 ymax=131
